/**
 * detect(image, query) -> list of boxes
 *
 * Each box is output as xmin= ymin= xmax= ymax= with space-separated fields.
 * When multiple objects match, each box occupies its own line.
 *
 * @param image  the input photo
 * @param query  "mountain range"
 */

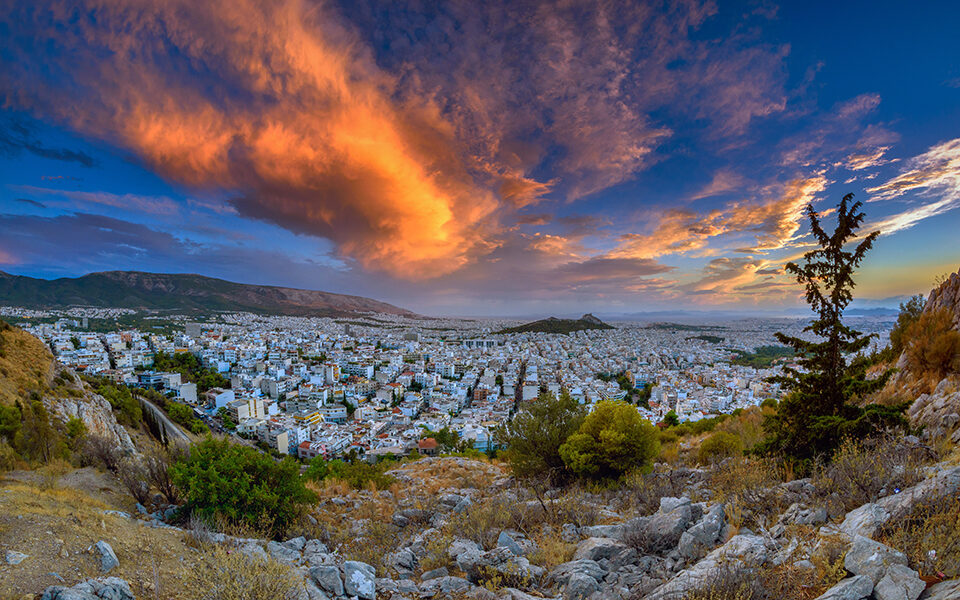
xmin=0 ymin=271 xmax=415 ymax=317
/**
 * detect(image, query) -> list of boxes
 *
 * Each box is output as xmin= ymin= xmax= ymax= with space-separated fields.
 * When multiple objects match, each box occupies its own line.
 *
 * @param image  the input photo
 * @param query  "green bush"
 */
xmin=698 ymin=431 xmax=743 ymax=464
xmin=171 ymin=437 xmax=316 ymax=538
xmin=495 ymin=391 xmax=586 ymax=485
xmin=95 ymin=381 xmax=141 ymax=426
xmin=559 ymin=400 xmax=660 ymax=482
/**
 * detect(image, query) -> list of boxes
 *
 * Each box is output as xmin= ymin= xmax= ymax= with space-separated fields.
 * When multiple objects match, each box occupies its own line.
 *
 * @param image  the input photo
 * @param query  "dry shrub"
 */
xmin=668 ymin=556 xmax=833 ymax=600
xmin=616 ymin=466 xmax=691 ymax=516
xmin=904 ymin=308 xmax=960 ymax=379
xmin=716 ymin=405 xmax=770 ymax=450
xmin=117 ymin=457 xmax=152 ymax=506
xmin=419 ymin=530 xmax=456 ymax=572
xmin=179 ymin=545 xmax=301 ymax=600
xmin=448 ymin=497 xmax=522 ymax=549
xmin=698 ymin=432 xmax=744 ymax=465
xmin=878 ymin=496 xmax=960 ymax=578
xmin=811 ymin=436 xmax=935 ymax=515
xmin=80 ymin=435 xmax=121 ymax=472
xmin=529 ymin=528 xmax=575 ymax=569
xmin=145 ymin=446 xmax=182 ymax=504
xmin=704 ymin=458 xmax=789 ymax=531
xmin=38 ymin=457 xmax=71 ymax=489
xmin=340 ymin=519 xmax=404 ymax=571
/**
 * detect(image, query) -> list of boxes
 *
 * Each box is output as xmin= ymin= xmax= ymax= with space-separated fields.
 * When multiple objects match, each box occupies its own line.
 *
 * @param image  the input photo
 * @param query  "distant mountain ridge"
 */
xmin=496 ymin=313 xmax=614 ymax=334
xmin=0 ymin=271 xmax=415 ymax=317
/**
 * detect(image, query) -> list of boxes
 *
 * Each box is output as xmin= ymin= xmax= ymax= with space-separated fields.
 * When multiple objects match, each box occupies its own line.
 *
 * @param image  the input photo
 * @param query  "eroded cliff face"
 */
xmin=44 ymin=385 xmax=138 ymax=455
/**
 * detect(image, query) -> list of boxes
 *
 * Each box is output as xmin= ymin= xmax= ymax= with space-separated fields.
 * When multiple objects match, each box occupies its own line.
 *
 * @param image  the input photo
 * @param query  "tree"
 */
xmin=759 ymin=194 xmax=906 ymax=464
xmin=495 ymin=391 xmax=586 ymax=486
xmin=0 ymin=404 xmax=21 ymax=443
xmin=889 ymin=294 xmax=926 ymax=356
xmin=662 ymin=410 xmax=680 ymax=427
xmin=170 ymin=437 xmax=316 ymax=538
xmin=18 ymin=400 xmax=68 ymax=464
xmin=559 ymin=400 xmax=660 ymax=481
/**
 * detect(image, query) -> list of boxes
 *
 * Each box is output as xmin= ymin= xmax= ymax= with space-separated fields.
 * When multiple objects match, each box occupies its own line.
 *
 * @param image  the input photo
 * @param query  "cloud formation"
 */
xmin=1 ymin=0 xmax=791 ymax=279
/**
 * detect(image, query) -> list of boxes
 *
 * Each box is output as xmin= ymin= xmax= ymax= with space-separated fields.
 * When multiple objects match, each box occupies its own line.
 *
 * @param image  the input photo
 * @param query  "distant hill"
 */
xmin=0 ymin=271 xmax=416 ymax=317
xmin=496 ymin=313 xmax=614 ymax=334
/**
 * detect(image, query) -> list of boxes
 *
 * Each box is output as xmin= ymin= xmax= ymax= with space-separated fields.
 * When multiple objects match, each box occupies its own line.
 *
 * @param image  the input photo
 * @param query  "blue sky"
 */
xmin=1 ymin=0 xmax=958 ymax=316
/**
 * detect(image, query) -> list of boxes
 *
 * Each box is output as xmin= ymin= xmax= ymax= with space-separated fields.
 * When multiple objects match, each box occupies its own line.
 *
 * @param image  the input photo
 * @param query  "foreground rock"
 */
xmin=41 ymin=577 xmax=134 ymax=600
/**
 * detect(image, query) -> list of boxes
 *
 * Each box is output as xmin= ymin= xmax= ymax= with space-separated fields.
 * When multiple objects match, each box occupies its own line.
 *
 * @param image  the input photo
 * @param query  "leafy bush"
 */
xmin=698 ymin=432 xmax=744 ymax=464
xmin=171 ymin=437 xmax=317 ymax=538
xmin=166 ymin=401 xmax=208 ymax=434
xmin=559 ymin=400 xmax=660 ymax=482
xmin=495 ymin=391 xmax=586 ymax=485
xmin=903 ymin=307 xmax=960 ymax=379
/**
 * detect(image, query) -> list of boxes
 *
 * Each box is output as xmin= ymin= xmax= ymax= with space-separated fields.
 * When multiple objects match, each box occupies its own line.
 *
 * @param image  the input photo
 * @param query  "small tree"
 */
xmin=760 ymin=194 xmax=907 ymax=464
xmin=559 ymin=400 xmax=660 ymax=481
xmin=889 ymin=294 xmax=926 ymax=356
xmin=495 ymin=391 xmax=586 ymax=486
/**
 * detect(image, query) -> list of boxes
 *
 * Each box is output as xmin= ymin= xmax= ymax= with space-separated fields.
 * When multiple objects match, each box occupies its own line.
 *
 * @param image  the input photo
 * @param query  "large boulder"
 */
xmin=267 ymin=540 xmax=301 ymax=565
xmin=678 ymin=503 xmax=725 ymax=560
xmin=342 ymin=560 xmax=376 ymax=600
xmin=874 ymin=564 xmax=925 ymax=600
xmin=418 ymin=576 xmax=473 ymax=597
xmin=814 ymin=575 xmax=874 ymax=600
xmin=645 ymin=535 xmax=775 ymax=600
xmin=843 ymin=536 xmax=908 ymax=585
xmin=573 ymin=537 xmax=629 ymax=562
xmin=839 ymin=466 xmax=960 ymax=539
xmin=920 ymin=579 xmax=960 ymax=600
xmin=547 ymin=559 xmax=606 ymax=587
xmin=564 ymin=572 xmax=600 ymax=600
xmin=310 ymin=565 xmax=344 ymax=597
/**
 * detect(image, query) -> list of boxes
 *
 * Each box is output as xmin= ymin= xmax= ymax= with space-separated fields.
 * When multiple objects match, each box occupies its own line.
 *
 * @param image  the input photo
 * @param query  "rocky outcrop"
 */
xmin=41 ymin=577 xmax=134 ymax=600
xmin=46 ymin=390 xmax=137 ymax=455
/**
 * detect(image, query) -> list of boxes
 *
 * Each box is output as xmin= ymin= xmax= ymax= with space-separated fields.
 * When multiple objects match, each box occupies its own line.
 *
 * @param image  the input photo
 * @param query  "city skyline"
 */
xmin=2 ymin=1 xmax=959 ymax=316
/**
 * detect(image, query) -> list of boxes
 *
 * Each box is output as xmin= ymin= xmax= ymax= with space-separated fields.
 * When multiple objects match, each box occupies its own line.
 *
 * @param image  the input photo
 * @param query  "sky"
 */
xmin=1 ymin=1 xmax=959 ymax=317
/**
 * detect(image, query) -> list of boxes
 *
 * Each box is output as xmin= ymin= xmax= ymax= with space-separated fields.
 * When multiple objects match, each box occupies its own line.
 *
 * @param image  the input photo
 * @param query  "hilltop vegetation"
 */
xmin=496 ymin=313 xmax=614 ymax=334
xmin=0 ymin=318 xmax=53 ymax=405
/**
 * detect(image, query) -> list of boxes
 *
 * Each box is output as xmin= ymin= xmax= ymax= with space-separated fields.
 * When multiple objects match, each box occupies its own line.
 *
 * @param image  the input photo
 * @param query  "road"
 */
xmin=138 ymin=395 xmax=192 ymax=446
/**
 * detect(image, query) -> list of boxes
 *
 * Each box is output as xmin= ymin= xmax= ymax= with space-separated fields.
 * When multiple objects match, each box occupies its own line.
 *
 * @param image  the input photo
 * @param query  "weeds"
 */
xmin=878 ymin=496 xmax=960 ymax=578
xmin=178 ymin=545 xmax=301 ymax=600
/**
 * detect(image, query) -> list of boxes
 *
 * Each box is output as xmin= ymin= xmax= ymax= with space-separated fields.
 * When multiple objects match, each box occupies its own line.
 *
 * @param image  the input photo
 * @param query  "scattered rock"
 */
xmin=874 ymin=564 xmax=925 ymax=600
xmin=94 ymin=540 xmax=119 ymax=573
xmin=573 ymin=537 xmax=629 ymax=562
xmin=565 ymin=571 xmax=600 ymax=600
xmin=41 ymin=577 xmax=134 ymax=600
xmin=4 ymin=550 xmax=28 ymax=565
xmin=310 ymin=565 xmax=344 ymax=597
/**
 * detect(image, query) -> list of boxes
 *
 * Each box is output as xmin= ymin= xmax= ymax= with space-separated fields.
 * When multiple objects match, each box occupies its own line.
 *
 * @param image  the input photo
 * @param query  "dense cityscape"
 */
xmin=1 ymin=305 xmax=892 ymax=463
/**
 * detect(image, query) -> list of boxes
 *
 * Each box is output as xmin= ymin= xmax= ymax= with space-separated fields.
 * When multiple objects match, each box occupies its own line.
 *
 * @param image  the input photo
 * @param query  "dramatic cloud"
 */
xmin=865 ymin=137 xmax=960 ymax=235
xmin=1 ymin=0 xmax=791 ymax=279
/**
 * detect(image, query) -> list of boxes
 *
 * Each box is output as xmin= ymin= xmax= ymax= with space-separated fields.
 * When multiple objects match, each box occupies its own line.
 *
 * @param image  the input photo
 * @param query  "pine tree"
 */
xmin=759 ymin=194 xmax=907 ymax=464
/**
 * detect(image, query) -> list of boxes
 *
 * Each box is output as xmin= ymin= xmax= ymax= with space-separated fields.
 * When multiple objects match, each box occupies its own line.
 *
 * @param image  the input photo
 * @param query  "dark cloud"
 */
xmin=15 ymin=198 xmax=46 ymax=209
xmin=0 ymin=117 xmax=96 ymax=167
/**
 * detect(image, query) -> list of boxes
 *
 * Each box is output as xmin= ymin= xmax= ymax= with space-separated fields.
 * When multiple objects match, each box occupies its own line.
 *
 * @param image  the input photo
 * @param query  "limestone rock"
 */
xmin=573 ymin=537 xmax=629 ymax=562
xmin=564 ymin=572 xmax=599 ymax=600
xmin=310 ymin=565 xmax=344 ymax=597
xmin=342 ymin=560 xmax=376 ymax=599
xmin=814 ymin=575 xmax=874 ymax=600
xmin=843 ymin=535 xmax=908 ymax=584
xmin=874 ymin=564 xmax=925 ymax=600
xmin=94 ymin=540 xmax=119 ymax=573
xmin=920 ymin=578 xmax=960 ymax=600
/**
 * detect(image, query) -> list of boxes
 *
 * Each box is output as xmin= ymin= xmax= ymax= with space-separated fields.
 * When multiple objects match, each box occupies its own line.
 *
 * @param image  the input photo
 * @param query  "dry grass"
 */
xmin=811 ymin=436 xmax=936 ymax=515
xmin=0 ymin=470 xmax=201 ymax=598
xmin=614 ymin=465 xmax=691 ymax=517
xmin=528 ymin=528 xmax=575 ymax=570
xmin=178 ymin=545 xmax=301 ymax=600
xmin=0 ymin=325 xmax=53 ymax=405
xmin=878 ymin=496 xmax=960 ymax=579
xmin=700 ymin=457 xmax=791 ymax=531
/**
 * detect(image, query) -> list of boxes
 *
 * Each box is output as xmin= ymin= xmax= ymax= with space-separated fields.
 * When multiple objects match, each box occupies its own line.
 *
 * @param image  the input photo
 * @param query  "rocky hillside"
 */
xmin=0 ymin=270 xmax=416 ymax=317
xmin=884 ymin=268 xmax=960 ymax=443
xmin=0 ymin=320 xmax=135 ymax=454
xmin=9 ymin=442 xmax=960 ymax=600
